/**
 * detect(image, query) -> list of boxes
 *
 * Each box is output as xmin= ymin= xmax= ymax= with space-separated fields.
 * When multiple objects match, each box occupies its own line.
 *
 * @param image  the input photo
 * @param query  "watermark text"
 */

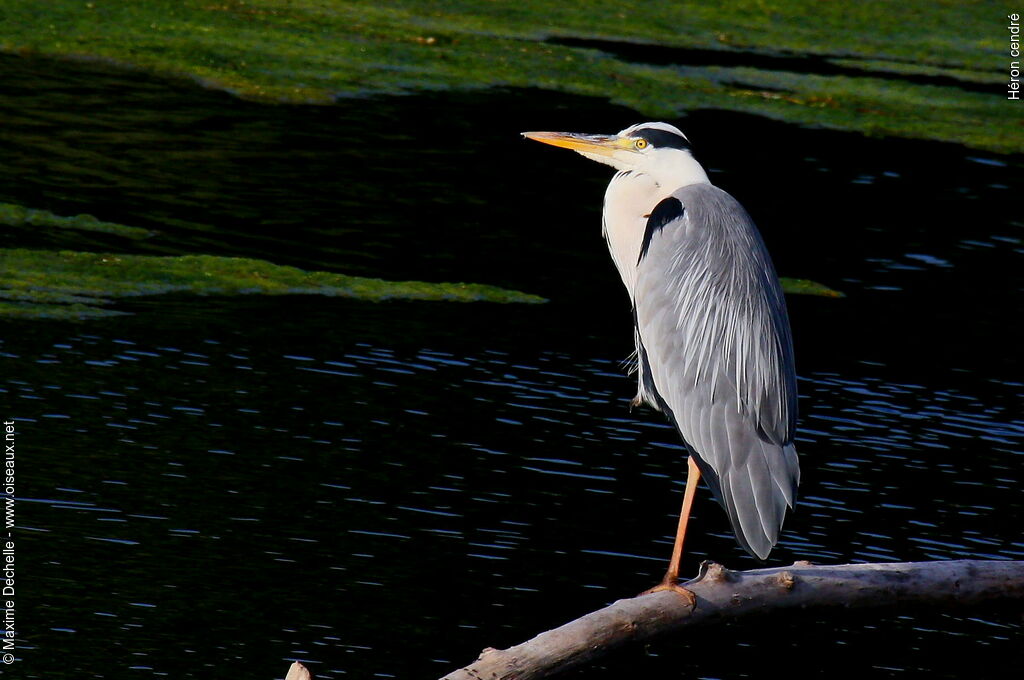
xmin=3 ymin=419 xmax=15 ymax=666
xmin=1010 ymin=13 xmax=1021 ymax=99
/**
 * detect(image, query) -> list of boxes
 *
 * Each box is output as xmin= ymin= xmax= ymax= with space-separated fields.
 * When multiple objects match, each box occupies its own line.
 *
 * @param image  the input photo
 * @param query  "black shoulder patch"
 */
xmin=638 ymin=197 xmax=684 ymax=263
xmin=634 ymin=128 xmax=692 ymax=151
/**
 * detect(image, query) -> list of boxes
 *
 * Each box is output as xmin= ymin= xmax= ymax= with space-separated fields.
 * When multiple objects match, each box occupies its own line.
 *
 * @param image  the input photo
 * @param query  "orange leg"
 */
xmin=660 ymin=455 xmax=702 ymax=586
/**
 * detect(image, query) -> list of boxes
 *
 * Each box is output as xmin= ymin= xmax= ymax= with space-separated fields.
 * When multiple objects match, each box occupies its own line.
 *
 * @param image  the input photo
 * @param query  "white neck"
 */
xmin=601 ymin=149 xmax=710 ymax=300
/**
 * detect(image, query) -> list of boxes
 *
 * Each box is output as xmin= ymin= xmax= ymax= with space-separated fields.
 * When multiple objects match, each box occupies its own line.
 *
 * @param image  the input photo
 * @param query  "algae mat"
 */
xmin=0 ymin=1 xmax=1019 ymax=153
xmin=0 ymin=242 xmax=838 ymax=321
xmin=0 ymin=248 xmax=549 ymax=320
xmin=0 ymin=200 xmax=838 ymax=320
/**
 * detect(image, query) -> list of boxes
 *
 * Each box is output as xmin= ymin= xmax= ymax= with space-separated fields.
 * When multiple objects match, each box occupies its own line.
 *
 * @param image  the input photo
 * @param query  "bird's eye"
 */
xmin=634 ymin=138 xmax=649 ymax=150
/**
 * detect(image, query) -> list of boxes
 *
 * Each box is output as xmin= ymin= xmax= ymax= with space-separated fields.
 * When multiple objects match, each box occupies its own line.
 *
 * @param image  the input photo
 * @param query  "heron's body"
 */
xmin=634 ymin=183 xmax=798 ymax=559
xmin=524 ymin=123 xmax=799 ymax=574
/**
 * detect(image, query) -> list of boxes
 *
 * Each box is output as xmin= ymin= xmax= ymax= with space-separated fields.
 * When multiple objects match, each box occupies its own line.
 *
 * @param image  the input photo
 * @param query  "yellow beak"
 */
xmin=521 ymin=131 xmax=632 ymax=157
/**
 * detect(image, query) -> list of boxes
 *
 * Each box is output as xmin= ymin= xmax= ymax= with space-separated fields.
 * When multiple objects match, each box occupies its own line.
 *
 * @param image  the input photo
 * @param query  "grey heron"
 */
xmin=523 ymin=123 xmax=799 ymax=587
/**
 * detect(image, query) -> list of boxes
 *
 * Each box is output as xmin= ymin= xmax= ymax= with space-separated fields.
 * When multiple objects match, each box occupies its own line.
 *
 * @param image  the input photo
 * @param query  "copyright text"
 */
xmin=3 ymin=419 xmax=15 ymax=666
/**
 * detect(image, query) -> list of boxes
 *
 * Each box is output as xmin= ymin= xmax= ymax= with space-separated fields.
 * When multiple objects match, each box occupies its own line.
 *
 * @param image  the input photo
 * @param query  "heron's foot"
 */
xmin=640 ymin=575 xmax=695 ymax=604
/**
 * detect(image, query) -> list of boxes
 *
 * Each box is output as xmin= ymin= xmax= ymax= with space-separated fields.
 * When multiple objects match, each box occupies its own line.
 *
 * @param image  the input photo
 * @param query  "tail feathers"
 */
xmin=695 ymin=442 xmax=799 ymax=561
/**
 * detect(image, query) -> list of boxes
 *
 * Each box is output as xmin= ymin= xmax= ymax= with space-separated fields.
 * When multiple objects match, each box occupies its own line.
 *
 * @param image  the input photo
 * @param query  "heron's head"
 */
xmin=522 ymin=122 xmax=705 ymax=183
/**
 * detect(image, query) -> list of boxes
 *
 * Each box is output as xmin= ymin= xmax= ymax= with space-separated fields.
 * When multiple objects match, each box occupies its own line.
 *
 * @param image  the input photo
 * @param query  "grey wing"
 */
xmin=634 ymin=185 xmax=799 ymax=560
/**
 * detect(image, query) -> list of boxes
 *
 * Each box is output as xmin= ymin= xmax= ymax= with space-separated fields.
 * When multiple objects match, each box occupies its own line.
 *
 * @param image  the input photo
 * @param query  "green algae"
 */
xmin=0 ymin=198 xmax=841 ymax=321
xmin=779 ymin=277 xmax=844 ymax=298
xmin=0 ymin=248 xmax=840 ymax=320
xmin=0 ymin=202 xmax=154 ymax=239
xmin=0 ymin=248 xmax=547 ymax=319
xmin=0 ymin=1 xmax=1017 ymax=153
xmin=0 ymin=300 xmax=129 ymax=321
xmin=0 ymin=247 xmax=841 ymax=321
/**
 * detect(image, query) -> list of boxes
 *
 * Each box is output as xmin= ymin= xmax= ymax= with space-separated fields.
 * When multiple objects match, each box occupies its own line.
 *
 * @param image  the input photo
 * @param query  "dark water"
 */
xmin=1 ymin=53 xmax=1022 ymax=678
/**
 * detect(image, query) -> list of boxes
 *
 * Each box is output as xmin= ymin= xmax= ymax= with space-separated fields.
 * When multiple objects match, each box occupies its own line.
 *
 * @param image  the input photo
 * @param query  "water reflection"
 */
xmin=5 ymin=301 xmax=1023 ymax=677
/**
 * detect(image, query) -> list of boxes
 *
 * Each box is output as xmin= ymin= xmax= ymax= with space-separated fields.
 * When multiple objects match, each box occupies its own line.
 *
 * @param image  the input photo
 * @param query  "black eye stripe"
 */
xmin=634 ymin=128 xmax=691 ymax=151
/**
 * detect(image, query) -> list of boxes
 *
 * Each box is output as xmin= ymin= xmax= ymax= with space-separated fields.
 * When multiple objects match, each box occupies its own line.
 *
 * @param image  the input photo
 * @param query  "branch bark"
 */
xmin=440 ymin=559 xmax=1024 ymax=680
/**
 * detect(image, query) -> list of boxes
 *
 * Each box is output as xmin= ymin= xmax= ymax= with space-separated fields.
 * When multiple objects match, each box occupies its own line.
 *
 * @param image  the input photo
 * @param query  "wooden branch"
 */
xmin=440 ymin=560 xmax=1024 ymax=680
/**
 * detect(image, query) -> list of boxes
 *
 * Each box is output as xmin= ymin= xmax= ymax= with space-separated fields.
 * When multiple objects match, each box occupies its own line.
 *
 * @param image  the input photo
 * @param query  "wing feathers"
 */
xmin=634 ymin=185 xmax=799 ymax=560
